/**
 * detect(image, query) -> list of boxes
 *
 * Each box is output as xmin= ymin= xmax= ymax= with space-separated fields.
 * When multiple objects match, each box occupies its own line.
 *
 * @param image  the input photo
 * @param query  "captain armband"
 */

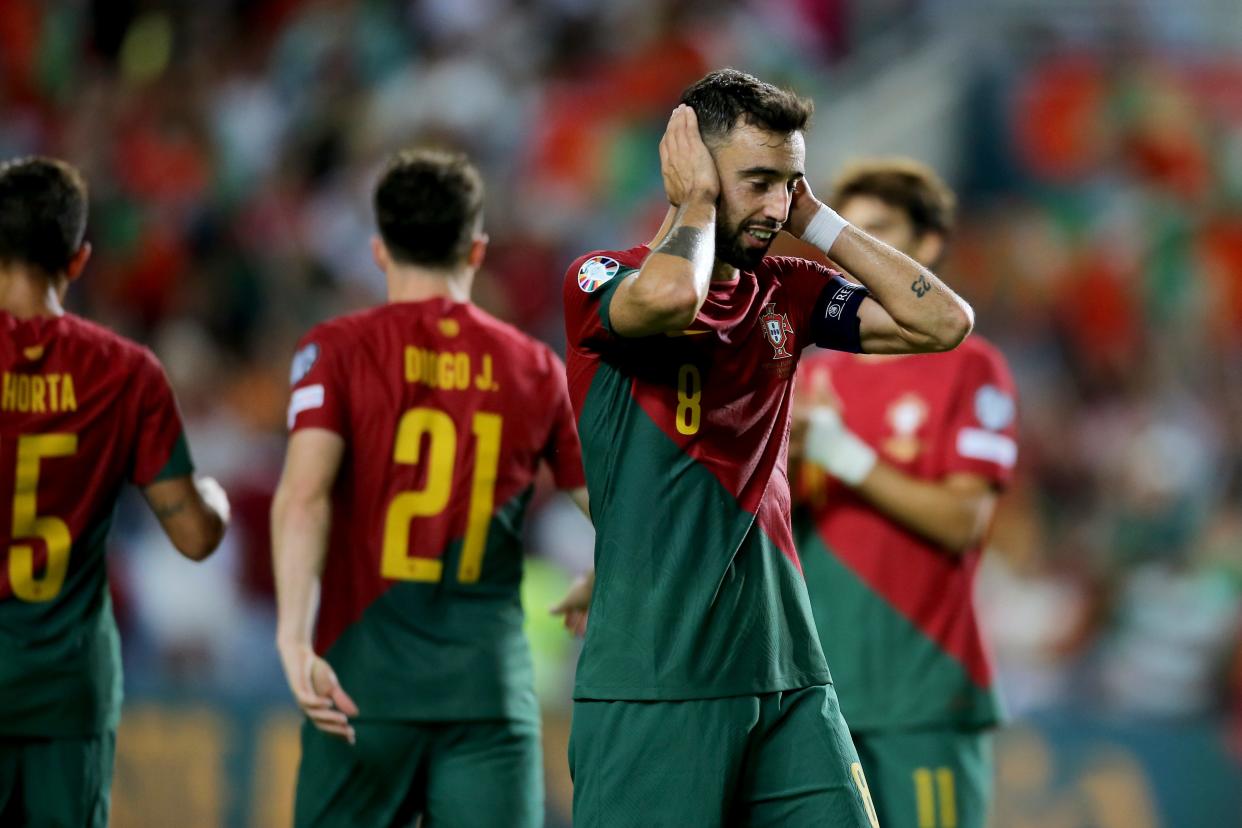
xmin=809 ymin=280 xmax=869 ymax=353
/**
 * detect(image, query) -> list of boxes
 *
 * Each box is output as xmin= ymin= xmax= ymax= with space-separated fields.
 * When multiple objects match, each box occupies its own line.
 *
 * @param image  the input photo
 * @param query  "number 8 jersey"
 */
xmin=0 ymin=311 xmax=193 ymax=737
xmin=287 ymin=297 xmax=584 ymax=724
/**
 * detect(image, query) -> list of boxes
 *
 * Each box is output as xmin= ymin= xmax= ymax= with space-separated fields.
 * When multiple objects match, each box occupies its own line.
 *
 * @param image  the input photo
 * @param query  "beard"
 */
xmin=715 ymin=216 xmax=774 ymax=271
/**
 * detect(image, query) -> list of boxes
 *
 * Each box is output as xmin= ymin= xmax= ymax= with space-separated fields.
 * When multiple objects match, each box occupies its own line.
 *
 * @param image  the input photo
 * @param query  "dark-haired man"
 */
xmin=0 ymin=156 xmax=229 ymax=827
xmin=792 ymin=158 xmax=1018 ymax=828
xmin=274 ymin=148 xmax=588 ymax=827
xmin=561 ymin=69 xmax=973 ymax=825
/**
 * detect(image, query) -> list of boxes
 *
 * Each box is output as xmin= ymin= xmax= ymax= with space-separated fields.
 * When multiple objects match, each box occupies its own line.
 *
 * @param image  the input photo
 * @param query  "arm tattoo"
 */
xmin=153 ymin=498 xmax=189 ymax=520
xmin=653 ymin=226 xmax=707 ymax=263
xmin=911 ymin=272 xmax=931 ymax=298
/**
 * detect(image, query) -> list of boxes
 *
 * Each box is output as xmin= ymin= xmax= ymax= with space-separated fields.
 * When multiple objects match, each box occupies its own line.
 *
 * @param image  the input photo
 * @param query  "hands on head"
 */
xmin=659 ymin=105 xmax=720 ymax=208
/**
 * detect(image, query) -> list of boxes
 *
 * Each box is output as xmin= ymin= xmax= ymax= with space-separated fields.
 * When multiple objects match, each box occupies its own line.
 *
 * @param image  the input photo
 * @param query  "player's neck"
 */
xmin=0 ymin=268 xmax=66 ymax=319
xmin=385 ymin=265 xmax=472 ymax=305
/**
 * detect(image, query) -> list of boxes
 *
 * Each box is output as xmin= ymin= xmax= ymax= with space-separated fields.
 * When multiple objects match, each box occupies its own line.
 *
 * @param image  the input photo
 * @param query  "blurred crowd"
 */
xmin=1 ymin=0 xmax=1240 ymax=746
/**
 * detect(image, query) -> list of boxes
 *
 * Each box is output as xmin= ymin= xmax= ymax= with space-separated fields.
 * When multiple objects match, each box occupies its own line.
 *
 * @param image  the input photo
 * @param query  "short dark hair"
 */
xmin=680 ymin=68 xmax=813 ymax=144
xmin=830 ymin=158 xmax=957 ymax=237
xmin=373 ymin=148 xmax=484 ymax=269
xmin=0 ymin=156 xmax=88 ymax=275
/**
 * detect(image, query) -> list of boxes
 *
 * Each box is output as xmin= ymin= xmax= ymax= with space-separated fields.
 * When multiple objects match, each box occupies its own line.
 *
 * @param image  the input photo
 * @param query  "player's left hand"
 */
xmin=550 ymin=572 xmax=594 ymax=637
xmin=279 ymin=642 xmax=360 ymax=744
xmin=785 ymin=178 xmax=824 ymax=239
xmin=789 ymin=367 xmax=841 ymax=459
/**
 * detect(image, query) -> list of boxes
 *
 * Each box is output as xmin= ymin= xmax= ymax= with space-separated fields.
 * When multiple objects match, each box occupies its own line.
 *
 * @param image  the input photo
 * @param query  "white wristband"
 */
xmin=801 ymin=204 xmax=850 ymax=254
xmin=804 ymin=407 xmax=877 ymax=487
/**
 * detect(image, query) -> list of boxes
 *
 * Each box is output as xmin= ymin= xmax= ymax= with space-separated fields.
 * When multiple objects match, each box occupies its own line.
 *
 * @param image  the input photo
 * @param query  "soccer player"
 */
xmin=0 ymin=156 xmax=230 ymax=827
xmin=561 ymin=69 xmax=974 ymax=826
xmin=791 ymin=159 xmax=1019 ymax=828
xmin=273 ymin=149 xmax=588 ymax=827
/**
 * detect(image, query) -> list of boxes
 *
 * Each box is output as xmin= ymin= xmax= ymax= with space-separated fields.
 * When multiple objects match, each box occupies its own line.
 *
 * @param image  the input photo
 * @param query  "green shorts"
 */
xmin=570 ymin=684 xmax=879 ymax=828
xmin=294 ymin=718 xmax=542 ymax=828
xmin=0 ymin=730 xmax=115 ymax=827
xmin=852 ymin=727 xmax=993 ymax=828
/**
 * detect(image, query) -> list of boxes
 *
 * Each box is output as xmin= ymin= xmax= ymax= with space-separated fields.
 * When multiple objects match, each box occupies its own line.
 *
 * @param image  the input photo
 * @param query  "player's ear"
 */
xmin=65 ymin=243 xmax=91 ymax=283
xmin=370 ymin=236 xmax=390 ymax=274
xmin=914 ymin=231 xmax=946 ymax=269
xmin=467 ymin=233 xmax=488 ymax=271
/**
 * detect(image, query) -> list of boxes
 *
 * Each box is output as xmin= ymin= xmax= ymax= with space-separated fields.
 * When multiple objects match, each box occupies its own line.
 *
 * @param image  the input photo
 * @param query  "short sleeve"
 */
xmin=130 ymin=349 xmax=194 ymax=486
xmin=940 ymin=346 xmax=1019 ymax=488
xmin=562 ymin=252 xmax=638 ymax=352
xmin=777 ymin=257 xmax=869 ymax=354
xmin=286 ymin=328 xmax=348 ymax=434
xmin=539 ymin=349 xmax=586 ymax=490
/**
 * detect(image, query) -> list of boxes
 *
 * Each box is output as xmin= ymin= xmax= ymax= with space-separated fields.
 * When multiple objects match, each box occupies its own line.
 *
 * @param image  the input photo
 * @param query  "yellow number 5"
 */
xmin=676 ymin=364 xmax=701 ymax=436
xmin=10 ymin=434 xmax=77 ymax=602
xmin=381 ymin=408 xmax=501 ymax=584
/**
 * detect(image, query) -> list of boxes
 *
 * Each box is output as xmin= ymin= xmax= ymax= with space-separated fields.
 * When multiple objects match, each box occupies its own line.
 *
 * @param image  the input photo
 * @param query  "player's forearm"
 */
xmin=271 ymin=488 xmax=332 ymax=648
xmin=828 ymin=227 xmax=972 ymax=352
xmin=614 ymin=200 xmax=716 ymax=335
xmin=853 ymin=463 xmax=991 ymax=555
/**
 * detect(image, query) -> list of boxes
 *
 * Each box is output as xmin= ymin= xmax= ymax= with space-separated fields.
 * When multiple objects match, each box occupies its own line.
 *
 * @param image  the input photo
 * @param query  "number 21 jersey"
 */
xmin=288 ymin=298 xmax=585 ymax=724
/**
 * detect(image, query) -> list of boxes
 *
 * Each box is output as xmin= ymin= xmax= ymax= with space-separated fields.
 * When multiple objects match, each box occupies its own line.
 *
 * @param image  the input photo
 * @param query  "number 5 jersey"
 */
xmin=287 ymin=298 xmax=585 ymax=724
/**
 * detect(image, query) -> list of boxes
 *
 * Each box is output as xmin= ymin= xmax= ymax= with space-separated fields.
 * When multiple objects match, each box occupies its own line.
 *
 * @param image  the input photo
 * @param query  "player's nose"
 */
xmin=763 ymin=188 xmax=791 ymax=224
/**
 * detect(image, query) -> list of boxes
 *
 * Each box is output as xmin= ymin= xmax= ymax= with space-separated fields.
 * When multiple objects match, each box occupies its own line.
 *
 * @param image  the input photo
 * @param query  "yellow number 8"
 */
xmin=676 ymin=364 xmax=701 ymax=436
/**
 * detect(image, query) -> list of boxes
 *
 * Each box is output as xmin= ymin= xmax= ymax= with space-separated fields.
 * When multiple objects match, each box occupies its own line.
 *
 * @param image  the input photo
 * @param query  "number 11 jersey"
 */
xmin=288 ymin=298 xmax=584 ymax=725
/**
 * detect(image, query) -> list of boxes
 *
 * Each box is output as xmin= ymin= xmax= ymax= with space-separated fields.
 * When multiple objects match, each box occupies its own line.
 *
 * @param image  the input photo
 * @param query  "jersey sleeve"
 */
xmin=539 ymin=348 xmax=587 ymax=490
xmin=286 ymin=327 xmax=348 ymax=434
xmin=562 ymin=252 xmax=638 ymax=352
xmin=778 ymin=258 xmax=869 ymax=354
xmin=940 ymin=346 xmax=1019 ymax=488
xmin=130 ymin=348 xmax=194 ymax=486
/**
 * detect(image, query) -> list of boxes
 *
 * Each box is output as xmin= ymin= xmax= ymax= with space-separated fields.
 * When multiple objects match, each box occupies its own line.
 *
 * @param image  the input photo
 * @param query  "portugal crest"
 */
xmin=760 ymin=303 xmax=794 ymax=360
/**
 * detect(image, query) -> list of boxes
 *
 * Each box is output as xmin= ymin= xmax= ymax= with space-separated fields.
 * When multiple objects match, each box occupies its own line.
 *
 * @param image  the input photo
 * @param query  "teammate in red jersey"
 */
xmin=0 ymin=156 xmax=229 ymax=827
xmin=272 ymin=149 xmax=588 ymax=827
xmin=791 ymin=159 xmax=1019 ymax=828
xmin=560 ymin=70 xmax=974 ymax=827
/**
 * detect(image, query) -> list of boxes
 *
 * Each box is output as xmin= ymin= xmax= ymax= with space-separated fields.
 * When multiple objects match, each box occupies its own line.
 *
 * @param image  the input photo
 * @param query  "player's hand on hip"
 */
xmin=550 ymin=572 xmax=594 ymax=637
xmin=278 ymin=642 xmax=359 ymax=744
xmin=785 ymin=178 xmax=825 ymax=239
xmin=659 ymin=104 xmax=719 ymax=207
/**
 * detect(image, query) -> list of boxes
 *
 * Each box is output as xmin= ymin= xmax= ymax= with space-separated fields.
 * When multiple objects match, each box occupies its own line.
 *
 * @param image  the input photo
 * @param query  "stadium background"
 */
xmin=3 ymin=0 xmax=1242 ymax=824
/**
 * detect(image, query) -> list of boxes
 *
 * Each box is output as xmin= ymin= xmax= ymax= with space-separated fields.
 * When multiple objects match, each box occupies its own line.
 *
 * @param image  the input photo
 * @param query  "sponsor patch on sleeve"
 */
xmin=577 ymin=256 xmax=620 ymax=293
xmin=289 ymin=342 xmax=320 ymax=385
xmin=956 ymin=427 xmax=1018 ymax=467
xmin=287 ymin=384 xmax=325 ymax=429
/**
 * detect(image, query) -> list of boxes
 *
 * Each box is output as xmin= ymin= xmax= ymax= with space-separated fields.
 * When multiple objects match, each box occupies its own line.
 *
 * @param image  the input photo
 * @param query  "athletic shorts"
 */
xmin=852 ymin=726 xmax=993 ymax=828
xmin=294 ymin=718 xmax=541 ymax=828
xmin=0 ymin=730 xmax=115 ymax=828
xmin=570 ymin=683 xmax=879 ymax=828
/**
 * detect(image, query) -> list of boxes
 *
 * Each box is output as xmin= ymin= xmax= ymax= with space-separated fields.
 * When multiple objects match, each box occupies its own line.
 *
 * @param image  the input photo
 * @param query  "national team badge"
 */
xmin=760 ymin=303 xmax=794 ymax=360
xmin=578 ymin=256 xmax=620 ymax=293
xmin=883 ymin=393 xmax=928 ymax=463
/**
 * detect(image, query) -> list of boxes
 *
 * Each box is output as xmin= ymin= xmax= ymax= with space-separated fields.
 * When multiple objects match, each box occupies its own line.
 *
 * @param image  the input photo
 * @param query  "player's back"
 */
xmin=0 ymin=311 xmax=191 ymax=737
xmin=288 ymin=297 xmax=582 ymax=724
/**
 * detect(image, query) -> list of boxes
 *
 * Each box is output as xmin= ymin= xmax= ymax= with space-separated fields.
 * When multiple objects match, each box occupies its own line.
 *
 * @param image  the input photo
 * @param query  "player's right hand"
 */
xmin=278 ymin=642 xmax=360 ymax=744
xmin=550 ymin=571 xmax=594 ymax=638
xmin=660 ymin=104 xmax=720 ymax=207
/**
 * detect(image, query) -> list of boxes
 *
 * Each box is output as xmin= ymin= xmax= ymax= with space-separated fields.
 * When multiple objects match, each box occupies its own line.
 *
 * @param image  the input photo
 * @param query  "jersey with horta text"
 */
xmin=564 ymin=246 xmax=860 ymax=700
xmin=793 ymin=337 xmax=1018 ymax=731
xmin=288 ymin=298 xmax=584 ymax=724
xmin=0 ymin=312 xmax=193 ymax=737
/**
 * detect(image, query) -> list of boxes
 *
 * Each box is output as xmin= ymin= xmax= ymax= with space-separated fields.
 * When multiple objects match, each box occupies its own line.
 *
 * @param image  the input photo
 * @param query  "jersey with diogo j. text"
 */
xmin=564 ymin=245 xmax=865 ymax=701
xmin=0 ymin=312 xmax=193 ymax=737
xmin=287 ymin=298 xmax=585 ymax=725
xmin=793 ymin=338 xmax=1018 ymax=731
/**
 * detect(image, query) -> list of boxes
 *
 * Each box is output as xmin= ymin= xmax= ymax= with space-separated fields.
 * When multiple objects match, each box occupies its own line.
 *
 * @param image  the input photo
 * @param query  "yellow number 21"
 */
xmin=381 ymin=408 xmax=501 ymax=584
xmin=9 ymin=434 xmax=78 ymax=602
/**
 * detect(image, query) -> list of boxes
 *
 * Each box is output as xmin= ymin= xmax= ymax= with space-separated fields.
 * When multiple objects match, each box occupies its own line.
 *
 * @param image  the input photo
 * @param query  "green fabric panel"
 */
xmin=797 ymin=521 xmax=1001 ymax=731
xmin=152 ymin=431 xmax=194 ymax=482
xmin=574 ymin=359 xmax=829 ymax=700
xmin=324 ymin=487 xmax=539 ymax=724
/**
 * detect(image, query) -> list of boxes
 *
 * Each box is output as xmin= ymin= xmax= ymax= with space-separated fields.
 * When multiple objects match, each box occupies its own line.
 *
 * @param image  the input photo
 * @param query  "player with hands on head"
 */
xmin=561 ymin=69 xmax=974 ymax=828
xmin=791 ymin=157 xmax=1019 ymax=828
xmin=0 ymin=156 xmax=228 ymax=828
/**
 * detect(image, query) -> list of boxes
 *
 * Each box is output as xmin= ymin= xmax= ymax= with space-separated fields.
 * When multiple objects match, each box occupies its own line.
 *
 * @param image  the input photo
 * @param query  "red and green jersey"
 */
xmin=0 ymin=311 xmax=192 ymax=737
xmin=288 ymin=298 xmax=584 ymax=725
xmin=564 ymin=246 xmax=861 ymax=700
xmin=793 ymin=337 xmax=1018 ymax=731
